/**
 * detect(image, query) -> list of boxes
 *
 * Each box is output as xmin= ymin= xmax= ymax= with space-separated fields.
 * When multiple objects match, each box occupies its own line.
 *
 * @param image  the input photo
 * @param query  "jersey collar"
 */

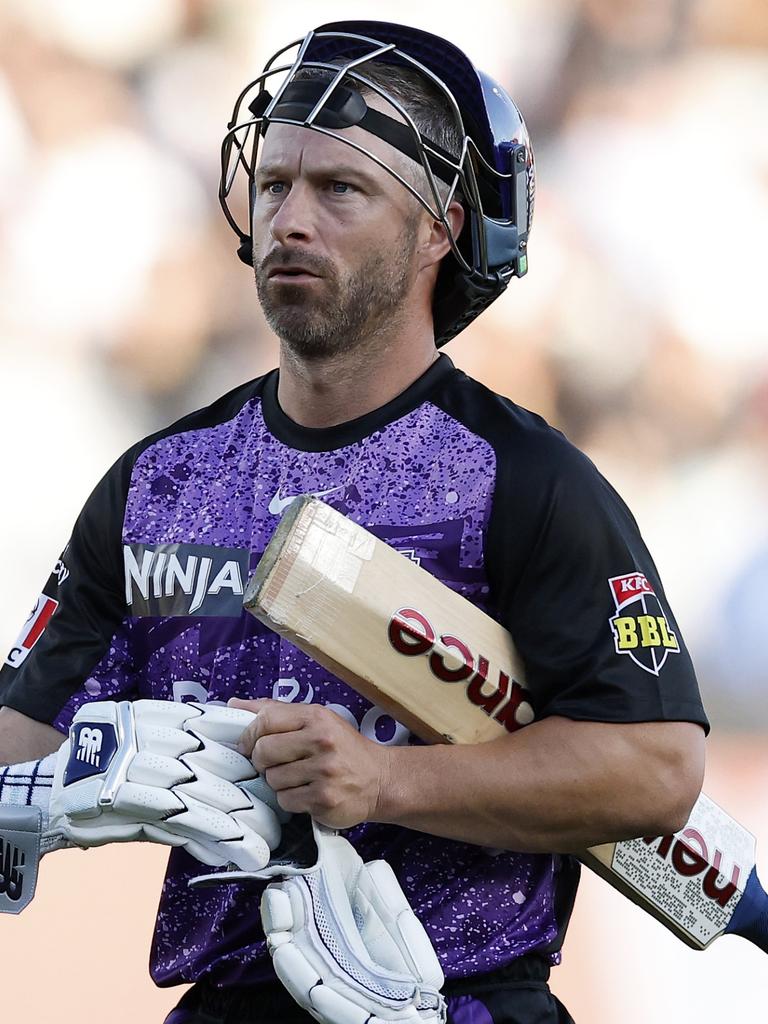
xmin=261 ymin=354 xmax=456 ymax=452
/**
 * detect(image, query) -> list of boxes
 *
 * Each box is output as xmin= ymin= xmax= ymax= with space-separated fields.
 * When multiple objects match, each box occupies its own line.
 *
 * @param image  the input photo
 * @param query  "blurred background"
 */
xmin=0 ymin=0 xmax=766 ymax=1019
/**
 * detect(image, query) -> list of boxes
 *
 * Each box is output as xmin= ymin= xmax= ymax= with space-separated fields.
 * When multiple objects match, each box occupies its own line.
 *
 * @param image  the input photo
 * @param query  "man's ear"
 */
xmin=444 ymin=199 xmax=465 ymax=244
xmin=419 ymin=200 xmax=466 ymax=270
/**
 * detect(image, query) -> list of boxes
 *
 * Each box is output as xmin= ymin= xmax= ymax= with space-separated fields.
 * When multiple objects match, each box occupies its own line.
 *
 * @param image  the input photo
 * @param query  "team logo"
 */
xmin=370 ymin=520 xmax=484 ymax=585
xmin=608 ymin=572 xmax=679 ymax=676
xmin=124 ymin=543 xmax=249 ymax=617
xmin=4 ymin=594 xmax=59 ymax=669
xmin=395 ymin=548 xmax=422 ymax=567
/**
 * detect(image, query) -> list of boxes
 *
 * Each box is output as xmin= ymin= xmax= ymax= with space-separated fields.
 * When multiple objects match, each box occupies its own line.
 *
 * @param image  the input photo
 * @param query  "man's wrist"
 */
xmin=370 ymin=743 xmax=425 ymax=826
xmin=372 ymin=743 xmax=395 ymax=823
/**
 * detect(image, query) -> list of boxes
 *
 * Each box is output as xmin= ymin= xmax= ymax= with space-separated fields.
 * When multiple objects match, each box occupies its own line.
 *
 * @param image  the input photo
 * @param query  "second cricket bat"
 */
xmin=244 ymin=496 xmax=768 ymax=954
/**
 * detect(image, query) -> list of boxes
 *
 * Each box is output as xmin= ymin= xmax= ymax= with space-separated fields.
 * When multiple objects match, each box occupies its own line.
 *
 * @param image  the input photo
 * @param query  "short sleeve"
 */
xmin=486 ymin=434 xmax=709 ymax=733
xmin=0 ymin=456 xmax=138 ymax=728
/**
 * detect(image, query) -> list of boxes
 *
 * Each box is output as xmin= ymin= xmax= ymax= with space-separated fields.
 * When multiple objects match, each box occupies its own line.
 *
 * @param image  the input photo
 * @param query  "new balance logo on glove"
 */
xmin=63 ymin=722 xmax=119 ymax=787
xmin=0 ymin=837 xmax=25 ymax=902
xmin=75 ymin=727 xmax=103 ymax=768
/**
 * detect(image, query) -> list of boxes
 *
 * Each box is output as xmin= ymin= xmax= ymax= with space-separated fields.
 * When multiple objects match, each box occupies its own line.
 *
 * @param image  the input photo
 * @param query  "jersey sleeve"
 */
xmin=0 ymin=454 xmax=137 ymax=730
xmin=486 ymin=432 xmax=709 ymax=733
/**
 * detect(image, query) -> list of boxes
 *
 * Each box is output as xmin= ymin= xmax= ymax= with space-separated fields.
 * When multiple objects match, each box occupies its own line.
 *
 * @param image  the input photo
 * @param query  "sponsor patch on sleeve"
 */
xmin=608 ymin=572 xmax=679 ymax=676
xmin=4 ymin=595 xmax=60 ymax=669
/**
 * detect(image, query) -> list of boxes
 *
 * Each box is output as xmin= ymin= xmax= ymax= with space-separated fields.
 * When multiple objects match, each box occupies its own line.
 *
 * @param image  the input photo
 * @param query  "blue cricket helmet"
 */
xmin=220 ymin=20 xmax=535 ymax=345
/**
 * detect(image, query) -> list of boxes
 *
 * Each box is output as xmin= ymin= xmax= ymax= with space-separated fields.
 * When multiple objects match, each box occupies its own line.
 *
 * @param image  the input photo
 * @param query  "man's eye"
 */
xmin=331 ymin=181 xmax=353 ymax=194
xmin=263 ymin=182 xmax=285 ymax=195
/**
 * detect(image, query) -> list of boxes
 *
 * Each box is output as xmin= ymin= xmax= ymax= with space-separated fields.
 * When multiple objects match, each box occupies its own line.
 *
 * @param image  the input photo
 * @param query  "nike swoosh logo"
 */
xmin=268 ymin=486 xmax=343 ymax=516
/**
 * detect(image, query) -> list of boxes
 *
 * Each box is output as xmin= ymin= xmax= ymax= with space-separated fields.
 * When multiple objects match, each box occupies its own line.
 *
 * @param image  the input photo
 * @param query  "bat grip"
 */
xmin=725 ymin=866 xmax=768 ymax=953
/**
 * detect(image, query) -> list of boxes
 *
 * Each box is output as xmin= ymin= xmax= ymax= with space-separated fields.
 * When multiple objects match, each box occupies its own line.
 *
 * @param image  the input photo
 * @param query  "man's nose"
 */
xmin=269 ymin=184 xmax=315 ymax=245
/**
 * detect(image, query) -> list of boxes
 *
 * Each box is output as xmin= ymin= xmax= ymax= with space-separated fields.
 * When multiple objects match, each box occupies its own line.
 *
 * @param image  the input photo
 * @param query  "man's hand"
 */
xmin=230 ymin=699 xmax=392 ymax=830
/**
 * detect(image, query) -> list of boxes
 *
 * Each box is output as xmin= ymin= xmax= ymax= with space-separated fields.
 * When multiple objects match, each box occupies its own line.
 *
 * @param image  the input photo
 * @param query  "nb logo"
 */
xmin=63 ymin=722 xmax=119 ymax=787
xmin=76 ymin=727 xmax=103 ymax=767
xmin=0 ymin=838 xmax=25 ymax=902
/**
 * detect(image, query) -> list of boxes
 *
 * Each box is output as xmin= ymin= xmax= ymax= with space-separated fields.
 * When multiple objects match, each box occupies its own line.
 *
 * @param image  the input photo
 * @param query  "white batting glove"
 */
xmin=48 ymin=700 xmax=283 ymax=868
xmin=192 ymin=820 xmax=446 ymax=1024
xmin=0 ymin=700 xmax=285 ymax=913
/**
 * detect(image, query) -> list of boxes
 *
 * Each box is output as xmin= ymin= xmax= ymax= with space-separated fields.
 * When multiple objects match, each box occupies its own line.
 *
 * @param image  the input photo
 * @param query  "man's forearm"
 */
xmin=374 ymin=716 xmax=705 ymax=853
xmin=0 ymin=707 xmax=64 ymax=765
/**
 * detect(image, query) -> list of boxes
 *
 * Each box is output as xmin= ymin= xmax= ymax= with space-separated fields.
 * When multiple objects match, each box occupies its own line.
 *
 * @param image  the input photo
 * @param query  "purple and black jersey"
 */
xmin=0 ymin=355 xmax=708 ymax=988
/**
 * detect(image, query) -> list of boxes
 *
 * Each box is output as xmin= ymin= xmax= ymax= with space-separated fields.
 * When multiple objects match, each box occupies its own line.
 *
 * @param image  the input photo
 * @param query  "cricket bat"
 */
xmin=244 ymin=496 xmax=768 ymax=954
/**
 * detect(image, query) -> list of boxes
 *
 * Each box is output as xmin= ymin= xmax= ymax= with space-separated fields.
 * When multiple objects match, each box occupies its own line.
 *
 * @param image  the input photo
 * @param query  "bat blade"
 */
xmin=245 ymin=496 xmax=768 ymax=955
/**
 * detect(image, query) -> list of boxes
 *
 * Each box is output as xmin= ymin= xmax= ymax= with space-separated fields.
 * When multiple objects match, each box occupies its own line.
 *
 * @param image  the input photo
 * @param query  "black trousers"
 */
xmin=164 ymin=958 xmax=576 ymax=1024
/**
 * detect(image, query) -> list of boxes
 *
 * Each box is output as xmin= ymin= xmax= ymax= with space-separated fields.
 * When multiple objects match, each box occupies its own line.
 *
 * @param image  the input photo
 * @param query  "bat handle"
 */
xmin=725 ymin=866 xmax=768 ymax=953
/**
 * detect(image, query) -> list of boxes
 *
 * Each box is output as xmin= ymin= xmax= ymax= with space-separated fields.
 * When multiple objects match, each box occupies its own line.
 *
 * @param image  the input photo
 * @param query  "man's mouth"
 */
xmin=267 ymin=266 xmax=321 ymax=283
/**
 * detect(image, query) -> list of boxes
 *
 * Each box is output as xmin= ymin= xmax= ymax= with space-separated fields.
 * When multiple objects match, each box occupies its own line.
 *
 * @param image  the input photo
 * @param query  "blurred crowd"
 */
xmin=0 ymin=0 xmax=766 ymax=726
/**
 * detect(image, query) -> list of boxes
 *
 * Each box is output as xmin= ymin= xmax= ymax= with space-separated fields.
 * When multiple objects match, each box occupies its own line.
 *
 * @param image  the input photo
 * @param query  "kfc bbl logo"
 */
xmin=608 ymin=572 xmax=679 ymax=676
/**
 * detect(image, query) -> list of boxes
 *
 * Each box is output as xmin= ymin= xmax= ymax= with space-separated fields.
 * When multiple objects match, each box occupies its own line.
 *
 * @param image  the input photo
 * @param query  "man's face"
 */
xmin=250 ymin=107 xmax=428 ymax=359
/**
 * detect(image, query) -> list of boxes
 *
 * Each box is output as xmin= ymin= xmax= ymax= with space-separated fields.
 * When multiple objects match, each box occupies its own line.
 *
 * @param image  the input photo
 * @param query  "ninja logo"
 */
xmin=124 ymin=543 xmax=249 ymax=617
xmin=608 ymin=572 xmax=679 ymax=676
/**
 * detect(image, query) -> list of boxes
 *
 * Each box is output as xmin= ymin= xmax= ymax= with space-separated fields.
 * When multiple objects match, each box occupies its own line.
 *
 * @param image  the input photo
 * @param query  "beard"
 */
xmin=255 ymin=220 xmax=419 ymax=360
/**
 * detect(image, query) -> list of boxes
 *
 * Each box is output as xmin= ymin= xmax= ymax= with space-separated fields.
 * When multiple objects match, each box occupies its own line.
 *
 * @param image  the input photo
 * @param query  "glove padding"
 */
xmin=48 ymin=699 xmax=284 ymax=870
xmin=192 ymin=820 xmax=446 ymax=1024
